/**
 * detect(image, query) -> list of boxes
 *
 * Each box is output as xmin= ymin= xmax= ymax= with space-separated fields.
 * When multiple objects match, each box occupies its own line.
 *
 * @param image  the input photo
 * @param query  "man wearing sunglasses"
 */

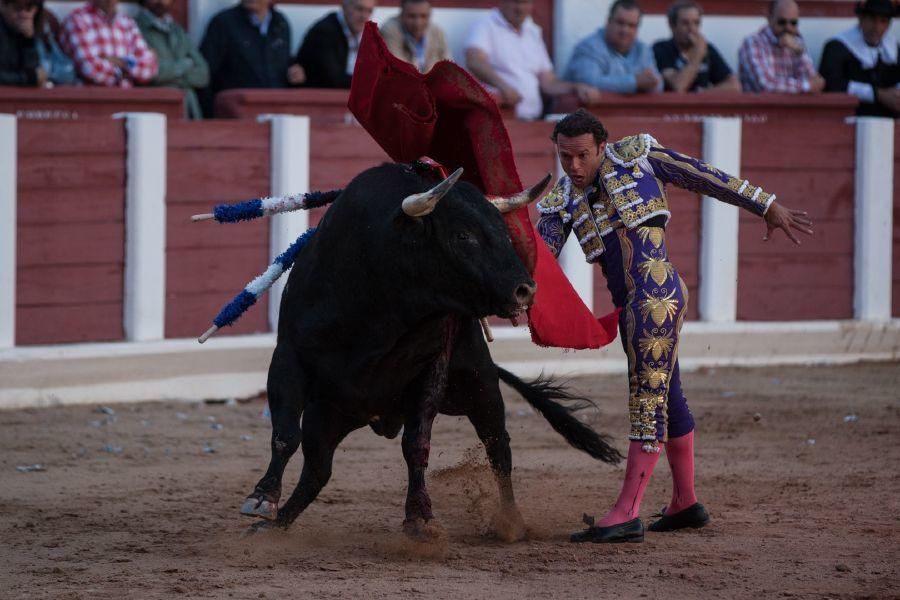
xmin=738 ymin=0 xmax=825 ymax=93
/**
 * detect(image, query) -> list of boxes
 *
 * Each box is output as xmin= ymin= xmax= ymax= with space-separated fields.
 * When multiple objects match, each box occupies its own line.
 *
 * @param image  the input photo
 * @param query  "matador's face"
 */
xmin=556 ymin=133 xmax=606 ymax=192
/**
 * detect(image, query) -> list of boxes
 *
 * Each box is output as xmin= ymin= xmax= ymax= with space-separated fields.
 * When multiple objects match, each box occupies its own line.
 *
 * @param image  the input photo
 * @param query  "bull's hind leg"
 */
xmin=269 ymin=402 xmax=358 ymax=528
xmin=466 ymin=379 xmax=527 ymax=543
xmin=241 ymin=342 xmax=304 ymax=520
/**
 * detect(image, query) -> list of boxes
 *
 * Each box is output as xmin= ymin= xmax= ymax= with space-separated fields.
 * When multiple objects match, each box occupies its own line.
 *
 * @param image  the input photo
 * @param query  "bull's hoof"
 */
xmin=240 ymin=495 xmax=278 ymax=520
xmin=490 ymin=507 xmax=527 ymax=543
xmin=402 ymin=518 xmax=445 ymax=543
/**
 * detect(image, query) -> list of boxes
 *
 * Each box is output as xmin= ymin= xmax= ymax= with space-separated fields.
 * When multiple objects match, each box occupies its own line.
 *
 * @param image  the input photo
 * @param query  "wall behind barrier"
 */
xmin=16 ymin=119 xmax=126 ymax=345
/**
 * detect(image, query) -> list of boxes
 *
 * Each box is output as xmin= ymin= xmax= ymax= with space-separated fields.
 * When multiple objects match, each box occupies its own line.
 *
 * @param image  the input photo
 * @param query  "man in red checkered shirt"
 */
xmin=738 ymin=0 xmax=825 ymax=93
xmin=60 ymin=0 xmax=157 ymax=86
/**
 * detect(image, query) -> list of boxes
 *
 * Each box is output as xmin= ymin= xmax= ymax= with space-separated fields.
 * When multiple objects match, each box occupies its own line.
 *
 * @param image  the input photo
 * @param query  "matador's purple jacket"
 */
xmin=536 ymin=133 xmax=776 ymax=451
xmin=536 ymin=133 xmax=775 ymax=261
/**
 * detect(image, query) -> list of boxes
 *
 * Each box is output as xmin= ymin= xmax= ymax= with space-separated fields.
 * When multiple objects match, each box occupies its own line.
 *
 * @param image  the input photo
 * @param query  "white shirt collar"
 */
xmin=836 ymin=24 xmax=898 ymax=69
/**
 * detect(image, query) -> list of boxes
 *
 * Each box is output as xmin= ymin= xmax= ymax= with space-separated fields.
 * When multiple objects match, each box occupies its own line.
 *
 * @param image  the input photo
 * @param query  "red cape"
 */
xmin=348 ymin=22 xmax=618 ymax=349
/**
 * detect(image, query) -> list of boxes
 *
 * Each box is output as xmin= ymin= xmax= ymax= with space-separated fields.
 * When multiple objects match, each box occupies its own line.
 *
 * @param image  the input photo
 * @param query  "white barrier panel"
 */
xmin=854 ymin=117 xmax=895 ymax=321
xmin=117 ymin=112 xmax=167 ymax=341
xmin=552 ymin=147 xmax=594 ymax=310
xmin=699 ymin=117 xmax=742 ymax=322
xmin=0 ymin=115 xmax=15 ymax=349
xmin=263 ymin=115 xmax=311 ymax=332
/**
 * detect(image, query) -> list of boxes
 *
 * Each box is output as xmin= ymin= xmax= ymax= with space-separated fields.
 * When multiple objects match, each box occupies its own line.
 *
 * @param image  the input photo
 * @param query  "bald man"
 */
xmin=738 ymin=0 xmax=825 ymax=93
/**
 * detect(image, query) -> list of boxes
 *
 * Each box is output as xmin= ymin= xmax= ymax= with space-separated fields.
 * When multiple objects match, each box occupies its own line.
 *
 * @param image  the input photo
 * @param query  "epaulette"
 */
xmin=537 ymin=179 xmax=570 ymax=216
xmin=605 ymin=133 xmax=659 ymax=168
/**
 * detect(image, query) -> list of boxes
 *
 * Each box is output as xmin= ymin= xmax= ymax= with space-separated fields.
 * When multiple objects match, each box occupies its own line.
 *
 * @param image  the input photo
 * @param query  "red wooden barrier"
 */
xmin=0 ymin=87 xmax=184 ymax=121
xmin=215 ymin=89 xmax=351 ymax=122
xmin=165 ymin=120 xmax=272 ymax=338
xmin=738 ymin=118 xmax=855 ymax=320
xmin=548 ymin=92 xmax=858 ymax=124
xmin=16 ymin=119 xmax=126 ymax=345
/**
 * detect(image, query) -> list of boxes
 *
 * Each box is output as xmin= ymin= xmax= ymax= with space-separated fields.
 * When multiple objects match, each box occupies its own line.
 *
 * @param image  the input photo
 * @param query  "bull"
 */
xmin=240 ymin=162 xmax=621 ymax=540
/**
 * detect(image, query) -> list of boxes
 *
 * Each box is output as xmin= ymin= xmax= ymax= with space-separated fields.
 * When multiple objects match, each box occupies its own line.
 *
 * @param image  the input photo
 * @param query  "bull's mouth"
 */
xmin=496 ymin=301 xmax=530 ymax=320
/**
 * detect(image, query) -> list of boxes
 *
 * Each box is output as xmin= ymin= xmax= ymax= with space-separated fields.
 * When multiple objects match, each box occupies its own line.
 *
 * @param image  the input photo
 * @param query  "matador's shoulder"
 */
xmin=605 ymin=133 xmax=661 ymax=168
xmin=537 ymin=178 xmax=570 ymax=216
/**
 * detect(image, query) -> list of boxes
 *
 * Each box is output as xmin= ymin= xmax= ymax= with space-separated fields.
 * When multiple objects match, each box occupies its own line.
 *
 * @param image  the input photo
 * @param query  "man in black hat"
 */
xmin=820 ymin=0 xmax=900 ymax=117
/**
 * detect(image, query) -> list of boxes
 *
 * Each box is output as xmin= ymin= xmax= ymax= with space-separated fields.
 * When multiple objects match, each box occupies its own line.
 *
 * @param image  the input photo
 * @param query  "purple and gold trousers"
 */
xmin=598 ymin=224 xmax=695 ymax=452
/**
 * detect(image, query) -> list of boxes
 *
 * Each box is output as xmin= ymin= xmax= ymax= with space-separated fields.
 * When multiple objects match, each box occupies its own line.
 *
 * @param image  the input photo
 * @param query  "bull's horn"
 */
xmin=401 ymin=167 xmax=464 ymax=217
xmin=489 ymin=173 xmax=553 ymax=213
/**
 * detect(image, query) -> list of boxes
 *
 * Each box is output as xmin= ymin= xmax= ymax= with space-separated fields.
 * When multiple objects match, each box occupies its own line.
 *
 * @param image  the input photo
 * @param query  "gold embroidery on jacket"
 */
xmin=637 ymin=226 xmax=664 ymax=248
xmin=640 ymin=362 xmax=670 ymax=390
xmin=640 ymin=288 xmax=680 ymax=327
xmin=637 ymin=253 xmax=674 ymax=286
xmin=638 ymin=328 xmax=675 ymax=361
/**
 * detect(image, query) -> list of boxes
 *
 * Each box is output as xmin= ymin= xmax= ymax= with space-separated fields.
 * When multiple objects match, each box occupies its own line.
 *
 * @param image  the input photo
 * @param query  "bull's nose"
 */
xmin=514 ymin=281 xmax=537 ymax=306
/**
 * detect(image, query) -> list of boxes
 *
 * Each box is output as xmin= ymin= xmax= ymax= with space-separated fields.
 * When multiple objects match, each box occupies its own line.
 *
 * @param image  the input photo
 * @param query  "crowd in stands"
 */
xmin=1 ymin=0 xmax=898 ymax=118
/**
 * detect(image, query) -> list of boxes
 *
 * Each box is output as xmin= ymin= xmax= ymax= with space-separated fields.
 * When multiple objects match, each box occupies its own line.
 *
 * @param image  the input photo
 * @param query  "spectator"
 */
xmin=563 ymin=0 xmax=662 ymax=97
xmin=28 ymin=0 xmax=78 ymax=86
xmin=738 ymin=0 xmax=825 ymax=93
xmin=136 ymin=0 xmax=209 ymax=119
xmin=653 ymin=1 xmax=739 ymax=92
xmin=379 ymin=0 xmax=449 ymax=73
xmin=199 ymin=0 xmax=297 ymax=117
xmin=295 ymin=0 xmax=375 ymax=88
xmin=59 ymin=0 xmax=158 ymax=87
xmin=464 ymin=0 xmax=587 ymax=120
xmin=820 ymin=0 xmax=899 ymax=117
xmin=0 ymin=0 xmax=42 ymax=86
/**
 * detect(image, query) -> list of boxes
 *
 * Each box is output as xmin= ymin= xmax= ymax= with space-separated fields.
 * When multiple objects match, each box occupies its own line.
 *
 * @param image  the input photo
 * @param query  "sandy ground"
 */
xmin=1 ymin=362 xmax=899 ymax=599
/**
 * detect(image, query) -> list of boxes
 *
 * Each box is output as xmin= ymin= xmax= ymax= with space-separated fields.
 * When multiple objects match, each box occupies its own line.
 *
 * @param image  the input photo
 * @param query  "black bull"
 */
xmin=241 ymin=163 xmax=621 ymax=539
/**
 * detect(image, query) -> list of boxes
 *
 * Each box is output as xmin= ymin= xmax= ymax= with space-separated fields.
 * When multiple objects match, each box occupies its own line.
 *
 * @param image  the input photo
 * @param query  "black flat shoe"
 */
xmin=570 ymin=517 xmax=644 ymax=543
xmin=647 ymin=503 xmax=710 ymax=532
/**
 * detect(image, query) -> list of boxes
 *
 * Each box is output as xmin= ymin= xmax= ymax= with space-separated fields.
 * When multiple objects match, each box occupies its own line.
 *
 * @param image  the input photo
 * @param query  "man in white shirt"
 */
xmin=464 ymin=0 xmax=589 ymax=119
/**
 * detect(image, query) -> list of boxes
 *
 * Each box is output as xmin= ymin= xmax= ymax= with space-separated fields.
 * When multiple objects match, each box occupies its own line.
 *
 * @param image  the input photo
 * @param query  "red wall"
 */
xmin=165 ymin=121 xmax=272 ymax=338
xmin=737 ymin=118 xmax=855 ymax=320
xmin=16 ymin=120 xmax=126 ymax=345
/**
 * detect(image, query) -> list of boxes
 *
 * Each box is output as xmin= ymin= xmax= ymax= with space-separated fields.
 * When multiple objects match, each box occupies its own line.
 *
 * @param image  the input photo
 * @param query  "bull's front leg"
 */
xmin=401 ymin=319 xmax=457 ymax=541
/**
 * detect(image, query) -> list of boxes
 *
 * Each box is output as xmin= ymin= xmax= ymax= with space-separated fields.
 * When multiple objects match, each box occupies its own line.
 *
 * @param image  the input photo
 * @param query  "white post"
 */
xmin=117 ymin=113 xmax=167 ymax=341
xmin=699 ymin=117 xmax=742 ymax=322
xmin=554 ymin=154 xmax=593 ymax=310
xmin=264 ymin=115 xmax=310 ymax=332
xmin=0 ymin=115 xmax=16 ymax=349
xmin=854 ymin=117 xmax=894 ymax=321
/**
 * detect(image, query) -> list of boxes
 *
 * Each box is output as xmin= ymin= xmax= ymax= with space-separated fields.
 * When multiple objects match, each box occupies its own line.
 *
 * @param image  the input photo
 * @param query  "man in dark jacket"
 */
xmin=0 ymin=0 xmax=46 ymax=86
xmin=199 ymin=0 xmax=296 ymax=116
xmin=820 ymin=0 xmax=899 ymax=117
xmin=294 ymin=0 xmax=375 ymax=88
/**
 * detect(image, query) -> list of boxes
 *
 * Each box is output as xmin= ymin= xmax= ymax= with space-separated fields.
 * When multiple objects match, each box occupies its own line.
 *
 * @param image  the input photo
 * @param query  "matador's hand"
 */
xmin=763 ymin=202 xmax=814 ymax=244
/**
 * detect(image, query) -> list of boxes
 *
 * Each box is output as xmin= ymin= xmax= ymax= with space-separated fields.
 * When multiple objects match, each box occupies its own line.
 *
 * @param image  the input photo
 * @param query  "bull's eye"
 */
xmin=456 ymin=231 xmax=472 ymax=241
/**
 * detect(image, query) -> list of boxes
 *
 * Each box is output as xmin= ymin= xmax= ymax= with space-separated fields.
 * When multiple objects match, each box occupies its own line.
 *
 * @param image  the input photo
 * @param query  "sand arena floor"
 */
xmin=1 ymin=363 xmax=898 ymax=599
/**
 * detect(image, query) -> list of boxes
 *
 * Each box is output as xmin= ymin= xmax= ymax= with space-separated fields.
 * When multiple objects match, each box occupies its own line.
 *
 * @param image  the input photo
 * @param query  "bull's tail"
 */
xmin=497 ymin=367 xmax=622 ymax=464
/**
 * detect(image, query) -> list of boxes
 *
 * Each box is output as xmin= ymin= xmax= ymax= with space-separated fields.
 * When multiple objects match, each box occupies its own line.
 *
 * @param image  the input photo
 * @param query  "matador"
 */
xmin=536 ymin=109 xmax=813 ymax=544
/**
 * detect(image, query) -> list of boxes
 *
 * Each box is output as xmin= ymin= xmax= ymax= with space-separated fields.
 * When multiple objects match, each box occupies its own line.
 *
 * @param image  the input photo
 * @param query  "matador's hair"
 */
xmin=551 ymin=109 xmax=609 ymax=146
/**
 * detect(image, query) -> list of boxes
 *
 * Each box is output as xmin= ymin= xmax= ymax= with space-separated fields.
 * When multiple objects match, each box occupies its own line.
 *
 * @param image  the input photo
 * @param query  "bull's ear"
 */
xmin=401 ymin=167 xmax=463 ymax=217
xmin=488 ymin=173 xmax=552 ymax=213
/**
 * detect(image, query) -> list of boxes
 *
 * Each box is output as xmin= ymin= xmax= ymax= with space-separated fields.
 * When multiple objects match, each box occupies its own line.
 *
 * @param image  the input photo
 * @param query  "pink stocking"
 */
xmin=665 ymin=430 xmax=697 ymax=514
xmin=597 ymin=440 xmax=662 ymax=526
